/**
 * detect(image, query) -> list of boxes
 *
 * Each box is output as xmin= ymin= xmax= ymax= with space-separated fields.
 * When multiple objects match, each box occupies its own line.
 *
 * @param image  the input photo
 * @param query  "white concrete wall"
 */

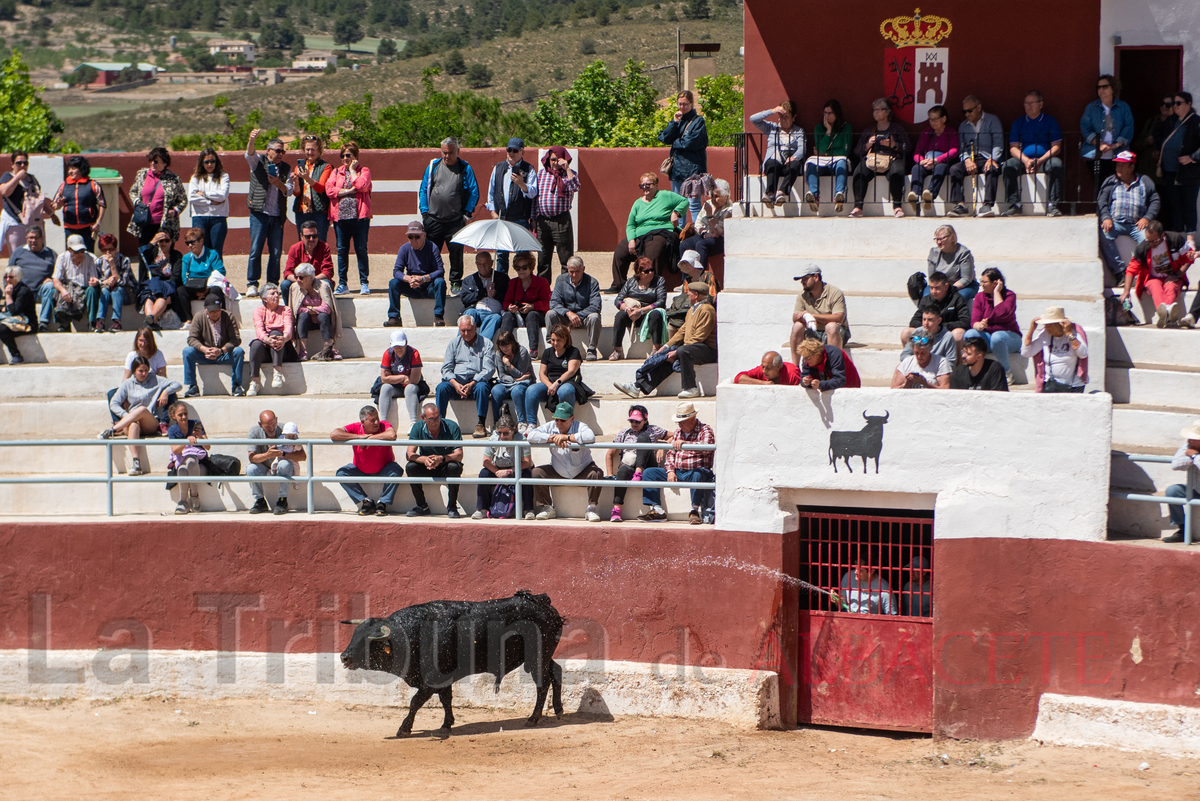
xmin=714 ymin=385 xmax=1113 ymax=540
xmin=1100 ymin=0 xmax=1200 ymax=90
xmin=1034 ymin=692 xmax=1200 ymax=759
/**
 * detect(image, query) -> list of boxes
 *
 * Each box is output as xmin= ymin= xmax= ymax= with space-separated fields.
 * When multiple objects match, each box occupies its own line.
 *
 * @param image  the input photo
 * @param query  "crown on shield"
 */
xmin=879 ymin=8 xmax=952 ymax=47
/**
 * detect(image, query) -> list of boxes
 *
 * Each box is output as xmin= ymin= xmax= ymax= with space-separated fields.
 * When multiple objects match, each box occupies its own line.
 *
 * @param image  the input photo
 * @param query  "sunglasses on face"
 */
xmin=506 ymin=148 xmax=521 ymax=154
xmin=186 ymin=239 xmax=202 ymax=245
xmin=341 ymin=153 xmax=354 ymax=159
xmin=1175 ymin=100 xmax=1188 ymax=106
xmin=962 ymin=105 xmax=979 ymax=114
xmin=639 ymin=184 xmax=654 ymax=190
xmin=516 ymin=264 xmax=531 ymax=271
xmin=1163 ymin=101 xmax=1175 ymax=107
xmin=302 ymin=234 xmax=317 ymax=239
xmin=203 ymin=159 xmax=217 ymax=165
xmin=1097 ymin=84 xmax=1112 ymax=90
xmin=13 ymin=161 xmax=27 ymax=167
xmin=407 ymin=234 xmax=422 ymax=239
xmin=303 ymin=135 xmax=320 ymax=141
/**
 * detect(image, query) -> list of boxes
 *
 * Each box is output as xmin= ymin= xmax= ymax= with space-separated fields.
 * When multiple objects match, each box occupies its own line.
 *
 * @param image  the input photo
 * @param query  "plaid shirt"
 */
xmin=665 ymin=421 xmax=715 ymax=472
xmin=1109 ymin=179 xmax=1147 ymax=223
xmin=533 ymin=168 xmax=579 ymax=218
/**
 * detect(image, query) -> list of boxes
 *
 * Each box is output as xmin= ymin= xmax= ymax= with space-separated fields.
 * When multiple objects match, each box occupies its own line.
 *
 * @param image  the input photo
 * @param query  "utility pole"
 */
xmin=676 ymin=27 xmax=682 ymax=95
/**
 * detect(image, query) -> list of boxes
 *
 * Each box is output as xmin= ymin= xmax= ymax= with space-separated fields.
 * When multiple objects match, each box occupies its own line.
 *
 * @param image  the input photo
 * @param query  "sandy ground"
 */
xmin=1 ymin=697 xmax=1194 ymax=800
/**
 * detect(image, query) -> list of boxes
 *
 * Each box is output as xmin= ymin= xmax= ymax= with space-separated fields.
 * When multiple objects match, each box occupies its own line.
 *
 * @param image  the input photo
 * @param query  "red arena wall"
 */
xmin=744 ymin=0 xmax=1102 ymax=138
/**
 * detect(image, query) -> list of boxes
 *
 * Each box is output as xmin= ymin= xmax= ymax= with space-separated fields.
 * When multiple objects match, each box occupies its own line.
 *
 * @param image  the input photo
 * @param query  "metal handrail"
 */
xmin=0 ymin=437 xmax=717 ymax=520
xmin=1110 ymin=451 xmax=1197 ymax=545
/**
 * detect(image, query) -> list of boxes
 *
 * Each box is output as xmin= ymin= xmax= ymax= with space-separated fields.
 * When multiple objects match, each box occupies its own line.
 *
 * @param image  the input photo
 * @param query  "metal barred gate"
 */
xmin=797 ymin=509 xmax=934 ymax=732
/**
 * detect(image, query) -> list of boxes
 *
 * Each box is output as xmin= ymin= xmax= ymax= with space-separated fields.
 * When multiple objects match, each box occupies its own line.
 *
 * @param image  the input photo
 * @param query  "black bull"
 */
xmin=829 ymin=410 xmax=890 ymax=474
xmin=340 ymin=590 xmax=564 ymax=736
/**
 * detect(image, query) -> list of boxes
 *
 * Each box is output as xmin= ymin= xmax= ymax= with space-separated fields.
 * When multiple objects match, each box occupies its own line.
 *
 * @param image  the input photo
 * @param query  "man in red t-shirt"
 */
xmin=734 ymin=351 xmax=803 ymax=385
xmin=282 ymin=220 xmax=334 ymax=294
xmin=332 ymin=406 xmax=402 ymax=515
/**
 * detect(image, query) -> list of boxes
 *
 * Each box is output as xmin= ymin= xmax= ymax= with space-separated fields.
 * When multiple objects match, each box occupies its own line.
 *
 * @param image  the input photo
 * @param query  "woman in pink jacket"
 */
xmin=326 ymin=141 xmax=373 ymax=296
xmin=248 ymin=283 xmax=297 ymax=396
xmin=966 ymin=267 xmax=1024 ymax=383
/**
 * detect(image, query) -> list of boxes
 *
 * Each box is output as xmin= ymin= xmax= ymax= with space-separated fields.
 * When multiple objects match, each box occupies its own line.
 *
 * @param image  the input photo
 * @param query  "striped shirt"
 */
xmin=664 ymin=421 xmax=715 ymax=472
xmin=533 ymin=168 xmax=579 ymax=218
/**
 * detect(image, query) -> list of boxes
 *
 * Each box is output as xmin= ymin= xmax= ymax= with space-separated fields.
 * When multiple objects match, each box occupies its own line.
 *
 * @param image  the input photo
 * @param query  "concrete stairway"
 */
xmin=0 ymin=288 xmax=718 ymax=520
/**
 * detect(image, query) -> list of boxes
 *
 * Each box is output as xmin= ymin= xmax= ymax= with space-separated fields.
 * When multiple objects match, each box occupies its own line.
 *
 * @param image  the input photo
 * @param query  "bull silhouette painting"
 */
xmin=829 ymin=411 xmax=890 ymax=473
xmin=340 ymin=590 xmax=564 ymax=737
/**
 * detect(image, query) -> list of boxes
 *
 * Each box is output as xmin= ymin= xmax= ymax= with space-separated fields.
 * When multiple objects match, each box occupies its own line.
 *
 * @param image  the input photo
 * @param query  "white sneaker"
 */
xmin=1155 ymin=303 xmax=1168 ymax=328
xmin=1180 ymin=314 xmax=1196 ymax=329
xmin=614 ymin=381 xmax=642 ymax=399
xmin=523 ymin=511 xmax=536 ymax=520
xmin=271 ymin=372 xmax=285 ymax=389
xmin=677 ymin=387 xmax=702 ymax=399
xmin=359 ymin=284 xmax=370 ymax=296
xmin=585 ymin=506 xmax=601 ymax=523
xmin=976 ymin=205 xmax=996 ymax=217
xmin=535 ymin=506 xmax=557 ymax=520
xmin=245 ymin=284 xmax=259 ymax=298
xmin=246 ymin=379 xmax=260 ymax=397
xmin=1169 ymin=302 xmax=1184 ymax=323
xmin=517 ymin=422 xmax=529 ymax=435
xmin=471 ymin=510 xmax=485 ymax=520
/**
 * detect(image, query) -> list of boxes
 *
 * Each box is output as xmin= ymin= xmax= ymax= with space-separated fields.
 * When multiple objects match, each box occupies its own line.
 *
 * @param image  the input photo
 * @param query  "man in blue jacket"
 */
xmin=419 ymin=137 xmax=479 ymax=297
xmin=658 ymin=90 xmax=708 ymax=223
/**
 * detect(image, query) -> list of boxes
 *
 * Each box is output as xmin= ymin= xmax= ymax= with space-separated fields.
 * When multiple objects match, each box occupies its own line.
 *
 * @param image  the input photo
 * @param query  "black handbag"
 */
xmin=132 ymin=201 xmax=151 ymax=227
xmin=203 ymin=453 xmax=242 ymax=476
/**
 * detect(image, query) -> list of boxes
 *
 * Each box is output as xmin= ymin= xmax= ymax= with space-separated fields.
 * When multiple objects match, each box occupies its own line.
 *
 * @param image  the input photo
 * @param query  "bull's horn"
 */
xmin=862 ymin=410 xmax=869 ymax=421
xmin=339 ymin=619 xmax=366 ymax=625
xmin=369 ymin=625 xmax=391 ymax=640
xmin=882 ymin=411 xmax=889 ymax=422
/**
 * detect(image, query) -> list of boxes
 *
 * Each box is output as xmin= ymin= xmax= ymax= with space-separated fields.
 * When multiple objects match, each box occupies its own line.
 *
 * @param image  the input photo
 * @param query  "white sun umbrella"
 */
xmin=450 ymin=218 xmax=541 ymax=253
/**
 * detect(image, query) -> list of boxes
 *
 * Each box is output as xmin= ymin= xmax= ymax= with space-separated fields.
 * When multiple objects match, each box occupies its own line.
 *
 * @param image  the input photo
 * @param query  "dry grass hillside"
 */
xmin=63 ymin=8 xmax=744 ymax=152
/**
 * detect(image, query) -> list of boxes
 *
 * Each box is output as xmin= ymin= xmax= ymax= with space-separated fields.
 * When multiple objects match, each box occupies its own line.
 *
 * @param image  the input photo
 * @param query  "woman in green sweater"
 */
xmin=804 ymin=99 xmax=855 ymax=214
xmin=608 ymin=172 xmax=689 ymax=292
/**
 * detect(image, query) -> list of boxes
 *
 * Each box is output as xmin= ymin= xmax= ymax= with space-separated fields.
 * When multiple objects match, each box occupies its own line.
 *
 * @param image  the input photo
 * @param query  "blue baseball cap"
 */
xmin=506 ymin=137 xmax=525 ymax=150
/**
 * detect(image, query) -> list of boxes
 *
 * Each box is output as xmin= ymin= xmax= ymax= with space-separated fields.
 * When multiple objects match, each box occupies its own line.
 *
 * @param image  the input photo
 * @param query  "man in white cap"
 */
xmin=388 ymin=219 xmax=448 ymax=327
xmin=1164 ymin=420 xmax=1200 ymax=542
xmin=615 ymin=281 xmax=716 ymax=400
xmin=377 ymin=328 xmax=426 ymax=429
xmin=1097 ymin=150 xmax=1160 ymax=281
xmin=1019 ymin=305 xmax=1088 ymax=393
xmin=47 ymin=233 xmax=101 ymax=331
xmin=638 ymin=401 xmax=715 ymax=525
xmin=247 ymin=409 xmax=306 ymax=515
xmin=665 ymin=249 xmax=717 ymax=339
xmin=789 ymin=264 xmax=848 ymax=364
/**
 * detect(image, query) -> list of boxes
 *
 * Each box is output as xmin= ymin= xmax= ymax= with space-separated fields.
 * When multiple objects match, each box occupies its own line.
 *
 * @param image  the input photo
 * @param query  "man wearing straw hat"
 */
xmin=614 ymin=281 xmax=717 ymax=401
xmin=1164 ymin=421 xmax=1200 ymax=543
xmin=1019 ymin=305 xmax=1088 ymax=393
xmin=638 ymin=401 xmax=715 ymax=525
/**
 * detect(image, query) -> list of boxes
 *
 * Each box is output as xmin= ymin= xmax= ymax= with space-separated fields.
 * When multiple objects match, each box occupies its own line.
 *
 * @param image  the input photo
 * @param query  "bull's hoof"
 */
xmin=525 ymin=715 xmax=541 ymax=728
xmin=397 ymin=724 xmax=413 ymax=737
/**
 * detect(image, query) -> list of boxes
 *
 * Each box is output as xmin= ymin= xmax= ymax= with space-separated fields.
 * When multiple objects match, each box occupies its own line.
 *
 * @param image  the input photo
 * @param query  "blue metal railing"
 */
xmin=0 ymin=438 xmax=717 ymax=520
xmin=1110 ymin=451 xmax=1197 ymax=545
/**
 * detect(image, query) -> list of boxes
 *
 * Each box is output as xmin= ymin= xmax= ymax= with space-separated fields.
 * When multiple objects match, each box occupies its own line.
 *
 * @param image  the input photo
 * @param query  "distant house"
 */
xmin=209 ymin=39 xmax=257 ymax=64
xmin=72 ymin=62 xmax=158 ymax=88
xmin=292 ymin=51 xmax=337 ymax=71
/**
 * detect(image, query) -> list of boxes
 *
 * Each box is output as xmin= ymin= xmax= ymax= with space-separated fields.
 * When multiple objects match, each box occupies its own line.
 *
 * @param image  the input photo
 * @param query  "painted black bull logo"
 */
xmin=829 ymin=411 xmax=890 ymax=474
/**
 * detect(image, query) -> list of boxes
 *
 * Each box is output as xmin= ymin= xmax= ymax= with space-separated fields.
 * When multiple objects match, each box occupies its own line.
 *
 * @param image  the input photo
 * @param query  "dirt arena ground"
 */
xmin=1 ymin=697 xmax=1194 ymax=799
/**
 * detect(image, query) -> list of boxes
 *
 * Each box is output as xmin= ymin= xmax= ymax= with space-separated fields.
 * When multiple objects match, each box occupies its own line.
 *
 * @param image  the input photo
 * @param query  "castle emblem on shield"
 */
xmin=880 ymin=8 xmax=952 ymax=124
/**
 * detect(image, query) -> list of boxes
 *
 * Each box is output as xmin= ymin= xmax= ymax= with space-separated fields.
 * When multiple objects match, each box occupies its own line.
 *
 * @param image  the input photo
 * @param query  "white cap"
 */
xmin=66 ymin=234 xmax=87 ymax=252
xmin=282 ymin=422 xmax=299 ymax=436
xmin=678 ymin=250 xmax=702 ymax=272
xmin=389 ymin=330 xmax=408 ymax=347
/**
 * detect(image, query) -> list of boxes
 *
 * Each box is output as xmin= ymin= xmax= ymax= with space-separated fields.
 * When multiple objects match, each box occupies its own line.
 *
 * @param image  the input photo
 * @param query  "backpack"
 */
xmin=1104 ymin=293 xmax=1139 ymax=327
xmin=488 ymin=483 xmax=516 ymax=519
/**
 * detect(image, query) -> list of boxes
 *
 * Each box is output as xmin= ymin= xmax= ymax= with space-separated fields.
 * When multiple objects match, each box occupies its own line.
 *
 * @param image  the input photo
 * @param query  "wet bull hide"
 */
xmin=340 ymin=590 xmax=565 ymax=736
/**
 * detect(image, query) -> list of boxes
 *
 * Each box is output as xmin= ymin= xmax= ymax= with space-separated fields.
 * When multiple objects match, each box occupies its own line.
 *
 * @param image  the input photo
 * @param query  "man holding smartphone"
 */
xmin=244 ymin=129 xmax=293 ymax=297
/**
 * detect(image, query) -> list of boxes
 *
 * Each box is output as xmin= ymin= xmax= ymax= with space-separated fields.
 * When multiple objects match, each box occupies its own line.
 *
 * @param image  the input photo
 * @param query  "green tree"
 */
xmin=0 ymin=0 xmax=16 ymax=21
xmin=0 ymin=52 xmax=71 ymax=153
xmin=534 ymin=59 xmax=659 ymax=147
xmin=443 ymin=49 xmax=466 ymax=75
xmin=170 ymin=102 xmax=278 ymax=151
xmin=377 ymin=38 xmax=397 ymax=63
xmin=695 ymin=73 xmax=742 ymax=147
xmin=189 ymin=51 xmax=217 ymax=72
xmin=63 ymin=64 xmax=100 ymax=87
xmin=683 ymin=0 xmax=709 ymax=19
xmin=465 ymin=62 xmax=492 ymax=88
xmin=333 ymin=14 xmax=364 ymax=49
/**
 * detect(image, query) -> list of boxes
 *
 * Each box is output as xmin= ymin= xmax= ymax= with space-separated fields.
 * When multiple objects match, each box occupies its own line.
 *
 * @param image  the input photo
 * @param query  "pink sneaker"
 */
xmin=632 ymin=469 xmax=642 ymax=482
xmin=610 ymin=506 xmax=622 ymax=522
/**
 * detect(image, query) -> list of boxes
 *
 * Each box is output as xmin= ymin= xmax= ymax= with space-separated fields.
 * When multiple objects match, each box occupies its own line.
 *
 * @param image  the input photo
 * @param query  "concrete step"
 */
xmin=1115 ymin=290 xmax=1197 ymax=327
xmin=0 ymin=470 xmax=702 ymax=521
xmin=724 ymin=216 xmax=1097 ymax=261
xmin=1106 ymin=364 xmax=1200 ymax=406
xmin=6 ymin=316 xmax=660 ymax=365
xmin=1106 ymin=326 xmax=1200 ymax=370
xmin=0 ymin=394 xmax=715 ymax=441
xmin=724 ymin=256 xmax=1103 ymax=297
xmin=1113 ymin=404 xmax=1200 ymax=451
xmin=0 ymin=360 xmax=719 ymax=400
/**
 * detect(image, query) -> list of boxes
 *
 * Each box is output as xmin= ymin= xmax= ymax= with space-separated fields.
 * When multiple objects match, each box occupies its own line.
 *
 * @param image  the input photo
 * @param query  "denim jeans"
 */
xmin=389 ymin=276 xmax=447 ymax=319
xmin=335 ymin=217 xmax=370 ymax=287
xmin=182 ymin=345 xmax=245 ymax=388
xmin=337 ymin=461 xmax=403 ymax=507
xmin=1099 ymin=218 xmax=1148 ymax=276
xmin=191 ymin=215 xmax=228 ymax=258
xmin=641 ymin=466 xmax=714 ymax=511
xmin=491 ymin=382 xmax=531 ymax=424
xmin=965 ymin=329 xmax=1022 ymax=372
xmin=462 ymin=308 xmax=501 ymax=339
xmin=38 ymin=282 xmax=101 ymax=328
xmin=679 ymin=234 xmax=723 ymax=266
xmin=1166 ymin=483 xmax=1190 ymax=529
xmin=248 ymin=458 xmax=295 ymax=501
xmin=247 ymin=211 xmax=284 ymax=285
xmin=671 ymin=178 xmax=703 ymax=223
xmin=805 ymin=159 xmax=849 ymax=198
xmin=526 ymin=381 xmax=576 ymax=424
xmin=1163 ymin=174 xmax=1200 ymax=234
xmin=99 ymin=285 xmax=129 ymax=322
xmin=436 ymin=379 xmax=491 ymax=420
xmin=294 ymin=212 xmax=329 ymax=245
xmin=494 ymin=217 xmax=529 ymax=274
xmin=1002 ymin=156 xmax=1064 ymax=206
xmin=910 ymin=161 xmax=950 ymax=198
